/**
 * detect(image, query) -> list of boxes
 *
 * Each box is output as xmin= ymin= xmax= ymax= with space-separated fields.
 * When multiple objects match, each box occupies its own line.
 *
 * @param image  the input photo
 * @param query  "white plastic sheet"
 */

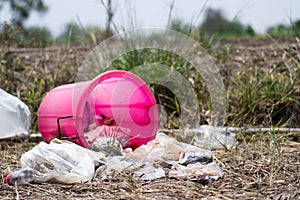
xmin=0 ymin=89 xmax=31 ymax=139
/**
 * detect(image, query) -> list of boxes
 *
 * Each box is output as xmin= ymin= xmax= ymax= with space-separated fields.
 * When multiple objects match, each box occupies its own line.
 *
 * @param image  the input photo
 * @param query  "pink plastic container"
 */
xmin=38 ymin=70 xmax=159 ymax=149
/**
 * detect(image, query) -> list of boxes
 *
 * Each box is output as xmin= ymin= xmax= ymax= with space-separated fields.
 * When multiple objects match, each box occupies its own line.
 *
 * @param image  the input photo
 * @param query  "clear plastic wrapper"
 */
xmin=3 ymin=169 xmax=34 ymax=186
xmin=177 ymin=125 xmax=237 ymax=149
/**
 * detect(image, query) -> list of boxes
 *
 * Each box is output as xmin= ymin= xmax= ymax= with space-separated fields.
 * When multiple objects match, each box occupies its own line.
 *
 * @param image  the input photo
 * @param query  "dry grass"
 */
xmin=1 ymin=131 xmax=299 ymax=200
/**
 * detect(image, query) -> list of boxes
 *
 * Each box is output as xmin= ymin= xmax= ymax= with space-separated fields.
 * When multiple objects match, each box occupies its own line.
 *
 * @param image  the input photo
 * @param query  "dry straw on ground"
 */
xmin=0 ymin=131 xmax=299 ymax=199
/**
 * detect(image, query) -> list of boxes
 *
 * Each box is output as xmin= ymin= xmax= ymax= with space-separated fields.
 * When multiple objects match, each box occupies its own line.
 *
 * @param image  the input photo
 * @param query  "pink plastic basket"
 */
xmin=38 ymin=70 xmax=159 ymax=149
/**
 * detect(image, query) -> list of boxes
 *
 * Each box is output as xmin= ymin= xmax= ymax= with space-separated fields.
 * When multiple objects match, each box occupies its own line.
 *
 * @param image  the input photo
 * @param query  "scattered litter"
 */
xmin=3 ymin=131 xmax=225 ymax=185
xmin=3 ymin=168 xmax=34 ymax=186
xmin=123 ymin=132 xmax=215 ymax=181
xmin=0 ymin=89 xmax=31 ymax=139
xmin=124 ymin=132 xmax=213 ymax=165
xmin=169 ymin=162 xmax=224 ymax=181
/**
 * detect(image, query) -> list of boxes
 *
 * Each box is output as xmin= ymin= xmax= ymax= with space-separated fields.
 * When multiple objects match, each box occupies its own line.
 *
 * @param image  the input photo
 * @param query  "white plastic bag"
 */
xmin=0 ymin=89 xmax=31 ymax=139
xmin=21 ymin=139 xmax=105 ymax=184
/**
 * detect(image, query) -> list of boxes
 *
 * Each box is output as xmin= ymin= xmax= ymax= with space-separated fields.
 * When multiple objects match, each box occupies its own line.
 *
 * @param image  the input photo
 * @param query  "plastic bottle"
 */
xmin=3 ymin=169 xmax=34 ymax=186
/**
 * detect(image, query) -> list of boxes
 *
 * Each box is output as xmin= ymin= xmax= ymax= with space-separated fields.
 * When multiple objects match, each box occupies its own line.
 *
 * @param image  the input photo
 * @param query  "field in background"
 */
xmin=0 ymin=37 xmax=299 ymax=130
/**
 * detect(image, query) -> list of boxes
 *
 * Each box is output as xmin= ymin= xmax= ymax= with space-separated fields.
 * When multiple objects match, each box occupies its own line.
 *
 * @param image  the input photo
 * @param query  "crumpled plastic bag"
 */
xmin=20 ymin=139 xmax=105 ymax=184
xmin=0 ymin=89 xmax=31 ymax=139
xmin=123 ymin=133 xmax=216 ymax=181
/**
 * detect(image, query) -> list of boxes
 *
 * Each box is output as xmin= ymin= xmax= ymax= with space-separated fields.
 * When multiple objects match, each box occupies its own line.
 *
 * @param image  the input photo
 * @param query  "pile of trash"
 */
xmin=3 ymin=131 xmax=231 ymax=186
xmin=1 ymin=88 xmax=236 ymax=186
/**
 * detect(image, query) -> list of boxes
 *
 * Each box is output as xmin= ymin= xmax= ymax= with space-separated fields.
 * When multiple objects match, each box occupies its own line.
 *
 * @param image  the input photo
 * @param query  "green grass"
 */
xmin=227 ymin=64 xmax=300 ymax=127
xmin=108 ymin=41 xmax=300 ymax=128
xmin=0 ymin=34 xmax=299 ymax=132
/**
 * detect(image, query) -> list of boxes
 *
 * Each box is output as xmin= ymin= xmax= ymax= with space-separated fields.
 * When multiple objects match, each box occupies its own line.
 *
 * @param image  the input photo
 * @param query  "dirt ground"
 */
xmin=1 ymin=131 xmax=299 ymax=200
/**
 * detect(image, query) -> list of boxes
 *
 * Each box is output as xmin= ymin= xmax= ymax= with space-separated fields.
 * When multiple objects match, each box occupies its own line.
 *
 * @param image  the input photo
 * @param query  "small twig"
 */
xmin=14 ymin=185 xmax=19 ymax=200
xmin=226 ymin=127 xmax=300 ymax=133
xmin=160 ymin=127 xmax=300 ymax=134
xmin=213 ymin=155 xmax=226 ymax=168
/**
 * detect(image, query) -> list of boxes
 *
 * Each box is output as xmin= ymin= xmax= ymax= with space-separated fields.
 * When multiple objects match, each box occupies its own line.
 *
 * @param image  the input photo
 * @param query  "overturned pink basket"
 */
xmin=38 ymin=70 xmax=159 ymax=149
